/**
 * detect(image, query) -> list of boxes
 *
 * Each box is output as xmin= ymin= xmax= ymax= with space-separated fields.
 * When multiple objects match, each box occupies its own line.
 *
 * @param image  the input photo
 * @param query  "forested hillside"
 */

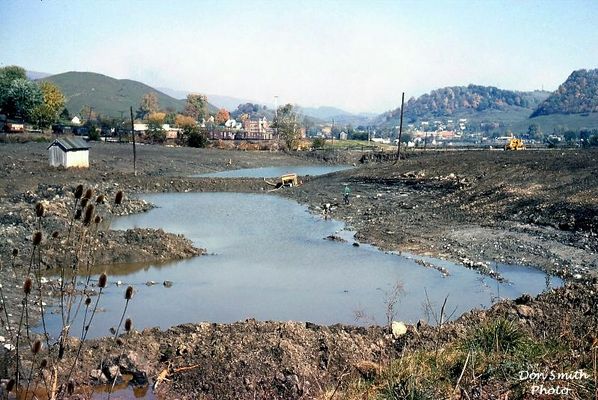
xmin=531 ymin=69 xmax=598 ymax=117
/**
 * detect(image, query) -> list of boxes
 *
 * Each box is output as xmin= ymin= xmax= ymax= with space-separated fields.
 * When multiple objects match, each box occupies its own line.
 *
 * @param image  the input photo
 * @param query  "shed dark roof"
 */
xmin=47 ymin=137 xmax=90 ymax=152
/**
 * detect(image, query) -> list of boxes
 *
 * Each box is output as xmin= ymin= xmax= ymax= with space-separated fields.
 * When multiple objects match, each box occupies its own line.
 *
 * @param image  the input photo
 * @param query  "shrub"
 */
xmin=312 ymin=137 xmax=326 ymax=148
xmin=466 ymin=318 xmax=525 ymax=354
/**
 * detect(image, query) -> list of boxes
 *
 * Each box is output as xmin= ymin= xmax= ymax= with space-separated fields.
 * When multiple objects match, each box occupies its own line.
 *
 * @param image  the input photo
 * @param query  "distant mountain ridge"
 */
xmin=297 ymin=106 xmax=374 ymax=126
xmin=531 ymin=69 xmax=598 ymax=117
xmin=157 ymin=87 xmax=264 ymax=112
xmin=26 ymin=70 xmax=52 ymax=80
xmin=39 ymin=71 xmax=217 ymax=118
xmin=400 ymin=85 xmax=545 ymax=120
xmin=374 ymin=85 xmax=552 ymax=130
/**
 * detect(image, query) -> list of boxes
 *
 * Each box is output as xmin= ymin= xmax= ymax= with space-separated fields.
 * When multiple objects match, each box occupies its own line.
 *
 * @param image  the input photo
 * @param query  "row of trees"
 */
xmin=1 ymin=64 xmax=306 ymax=150
xmin=0 ymin=66 xmax=66 ymax=127
xmin=135 ymin=91 xmax=305 ymax=149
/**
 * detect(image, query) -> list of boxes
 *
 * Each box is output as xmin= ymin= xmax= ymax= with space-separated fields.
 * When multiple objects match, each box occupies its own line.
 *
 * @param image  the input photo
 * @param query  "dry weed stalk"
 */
xmin=1 ymin=186 xmax=133 ymax=400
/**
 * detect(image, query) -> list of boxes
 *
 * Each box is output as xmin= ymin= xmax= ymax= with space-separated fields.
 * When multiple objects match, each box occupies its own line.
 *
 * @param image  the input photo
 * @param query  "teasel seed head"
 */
xmin=114 ymin=191 xmax=123 ymax=205
xmin=80 ymin=197 xmax=89 ymax=208
xmin=32 ymin=340 xmax=42 ymax=355
xmin=74 ymin=209 xmax=82 ymax=220
xmin=83 ymin=204 xmax=95 ymax=226
xmin=35 ymin=202 xmax=45 ymax=218
xmin=33 ymin=231 xmax=42 ymax=246
xmin=94 ymin=215 xmax=101 ymax=224
xmin=67 ymin=380 xmax=75 ymax=395
xmin=12 ymin=248 xmax=18 ymax=257
xmin=52 ymin=231 xmax=59 ymax=239
xmin=84 ymin=188 xmax=93 ymax=200
xmin=85 ymin=297 xmax=92 ymax=306
xmin=124 ymin=318 xmax=132 ymax=332
xmin=96 ymin=194 xmax=105 ymax=204
xmin=98 ymin=273 xmax=107 ymax=288
xmin=23 ymin=278 xmax=32 ymax=295
xmin=40 ymin=358 xmax=48 ymax=369
xmin=125 ymin=286 xmax=134 ymax=300
xmin=74 ymin=184 xmax=84 ymax=199
xmin=6 ymin=379 xmax=15 ymax=392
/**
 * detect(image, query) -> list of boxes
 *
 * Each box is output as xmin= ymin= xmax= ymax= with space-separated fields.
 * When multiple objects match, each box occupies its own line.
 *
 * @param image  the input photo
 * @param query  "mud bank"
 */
xmin=282 ymin=149 xmax=598 ymax=281
xmin=3 ymin=282 xmax=593 ymax=399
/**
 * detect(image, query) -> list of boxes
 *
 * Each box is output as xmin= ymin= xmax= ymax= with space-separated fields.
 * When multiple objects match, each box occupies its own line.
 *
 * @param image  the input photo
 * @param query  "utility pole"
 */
xmin=395 ymin=92 xmax=405 ymax=162
xmin=119 ymin=110 xmax=125 ymax=142
xmin=331 ymin=118 xmax=335 ymax=146
xmin=274 ymin=96 xmax=279 ymax=140
xmin=130 ymin=106 xmax=136 ymax=176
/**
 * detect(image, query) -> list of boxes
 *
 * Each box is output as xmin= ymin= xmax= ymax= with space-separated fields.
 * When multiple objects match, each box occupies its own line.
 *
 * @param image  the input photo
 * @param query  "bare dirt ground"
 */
xmin=284 ymin=149 xmax=598 ymax=281
xmin=1 ymin=141 xmax=597 ymax=399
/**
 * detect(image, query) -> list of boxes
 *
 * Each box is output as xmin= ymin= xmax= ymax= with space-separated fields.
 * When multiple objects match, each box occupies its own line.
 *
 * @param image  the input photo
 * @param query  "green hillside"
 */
xmin=40 ymin=71 xmax=216 ymax=118
xmin=514 ymin=112 xmax=598 ymax=133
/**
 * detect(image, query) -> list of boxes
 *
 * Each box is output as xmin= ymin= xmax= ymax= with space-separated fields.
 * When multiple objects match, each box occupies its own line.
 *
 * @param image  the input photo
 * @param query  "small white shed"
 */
xmin=47 ymin=137 xmax=90 ymax=168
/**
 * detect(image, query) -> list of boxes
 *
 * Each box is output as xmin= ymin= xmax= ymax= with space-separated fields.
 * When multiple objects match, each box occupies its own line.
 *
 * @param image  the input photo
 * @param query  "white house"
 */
xmin=47 ymin=137 xmax=90 ymax=168
xmin=71 ymin=116 xmax=81 ymax=125
xmin=133 ymin=123 xmax=148 ymax=132
xmin=224 ymin=119 xmax=243 ymax=130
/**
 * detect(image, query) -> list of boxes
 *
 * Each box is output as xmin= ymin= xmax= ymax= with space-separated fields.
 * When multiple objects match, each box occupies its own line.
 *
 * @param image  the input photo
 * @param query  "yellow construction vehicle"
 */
xmin=264 ymin=173 xmax=300 ymax=191
xmin=504 ymin=137 xmax=526 ymax=150
xmin=280 ymin=173 xmax=298 ymax=186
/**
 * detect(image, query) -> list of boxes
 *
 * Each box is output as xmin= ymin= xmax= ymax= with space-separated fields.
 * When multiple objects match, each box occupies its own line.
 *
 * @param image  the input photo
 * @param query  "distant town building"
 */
xmin=71 ymin=116 xmax=81 ymax=125
xmin=371 ymin=137 xmax=391 ymax=144
xmin=47 ymin=137 xmax=90 ymax=168
xmin=242 ymin=117 xmax=272 ymax=140
xmin=133 ymin=123 xmax=148 ymax=133
xmin=224 ymin=119 xmax=243 ymax=130
xmin=162 ymin=124 xmax=182 ymax=140
xmin=339 ymin=131 xmax=348 ymax=140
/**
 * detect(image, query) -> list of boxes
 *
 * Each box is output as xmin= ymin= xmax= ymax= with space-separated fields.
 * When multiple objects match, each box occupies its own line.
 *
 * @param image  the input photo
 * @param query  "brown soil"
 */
xmin=283 ymin=149 xmax=598 ymax=280
xmin=8 ymin=282 xmax=594 ymax=399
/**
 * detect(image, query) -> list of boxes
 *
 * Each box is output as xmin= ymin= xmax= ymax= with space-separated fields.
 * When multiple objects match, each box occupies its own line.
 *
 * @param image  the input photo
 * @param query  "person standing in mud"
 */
xmin=343 ymin=185 xmax=351 ymax=205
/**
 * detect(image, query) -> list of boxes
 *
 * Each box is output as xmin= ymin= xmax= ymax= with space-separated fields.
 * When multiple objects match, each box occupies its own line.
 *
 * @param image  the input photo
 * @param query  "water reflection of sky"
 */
xmin=42 ymin=193 xmax=562 ymax=339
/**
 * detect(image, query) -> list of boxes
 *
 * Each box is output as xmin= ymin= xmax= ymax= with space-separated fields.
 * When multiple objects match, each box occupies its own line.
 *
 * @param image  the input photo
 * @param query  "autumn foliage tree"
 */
xmin=215 ymin=108 xmax=230 ymax=125
xmin=80 ymin=105 xmax=97 ymax=123
xmin=31 ymin=81 xmax=66 ymax=128
xmin=148 ymin=112 xmax=166 ymax=125
xmin=147 ymin=112 xmax=166 ymax=143
xmin=175 ymin=114 xmax=196 ymax=129
xmin=273 ymin=104 xmax=302 ymax=150
xmin=137 ymin=92 xmax=160 ymax=120
xmin=183 ymin=93 xmax=208 ymax=121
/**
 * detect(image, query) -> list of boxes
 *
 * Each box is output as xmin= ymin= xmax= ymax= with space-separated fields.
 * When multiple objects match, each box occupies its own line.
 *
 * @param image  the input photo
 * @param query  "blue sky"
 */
xmin=1 ymin=0 xmax=596 ymax=113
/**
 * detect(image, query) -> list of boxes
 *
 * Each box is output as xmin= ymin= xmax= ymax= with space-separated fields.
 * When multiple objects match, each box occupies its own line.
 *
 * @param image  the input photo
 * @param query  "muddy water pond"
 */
xmin=194 ymin=165 xmax=352 ymax=178
xmin=44 ymin=193 xmax=561 ymax=338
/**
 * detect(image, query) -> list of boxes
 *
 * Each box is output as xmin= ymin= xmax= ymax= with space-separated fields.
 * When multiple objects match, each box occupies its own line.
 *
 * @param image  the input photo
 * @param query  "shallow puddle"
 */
xmin=42 ymin=193 xmax=562 ymax=339
xmin=193 ymin=165 xmax=352 ymax=178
